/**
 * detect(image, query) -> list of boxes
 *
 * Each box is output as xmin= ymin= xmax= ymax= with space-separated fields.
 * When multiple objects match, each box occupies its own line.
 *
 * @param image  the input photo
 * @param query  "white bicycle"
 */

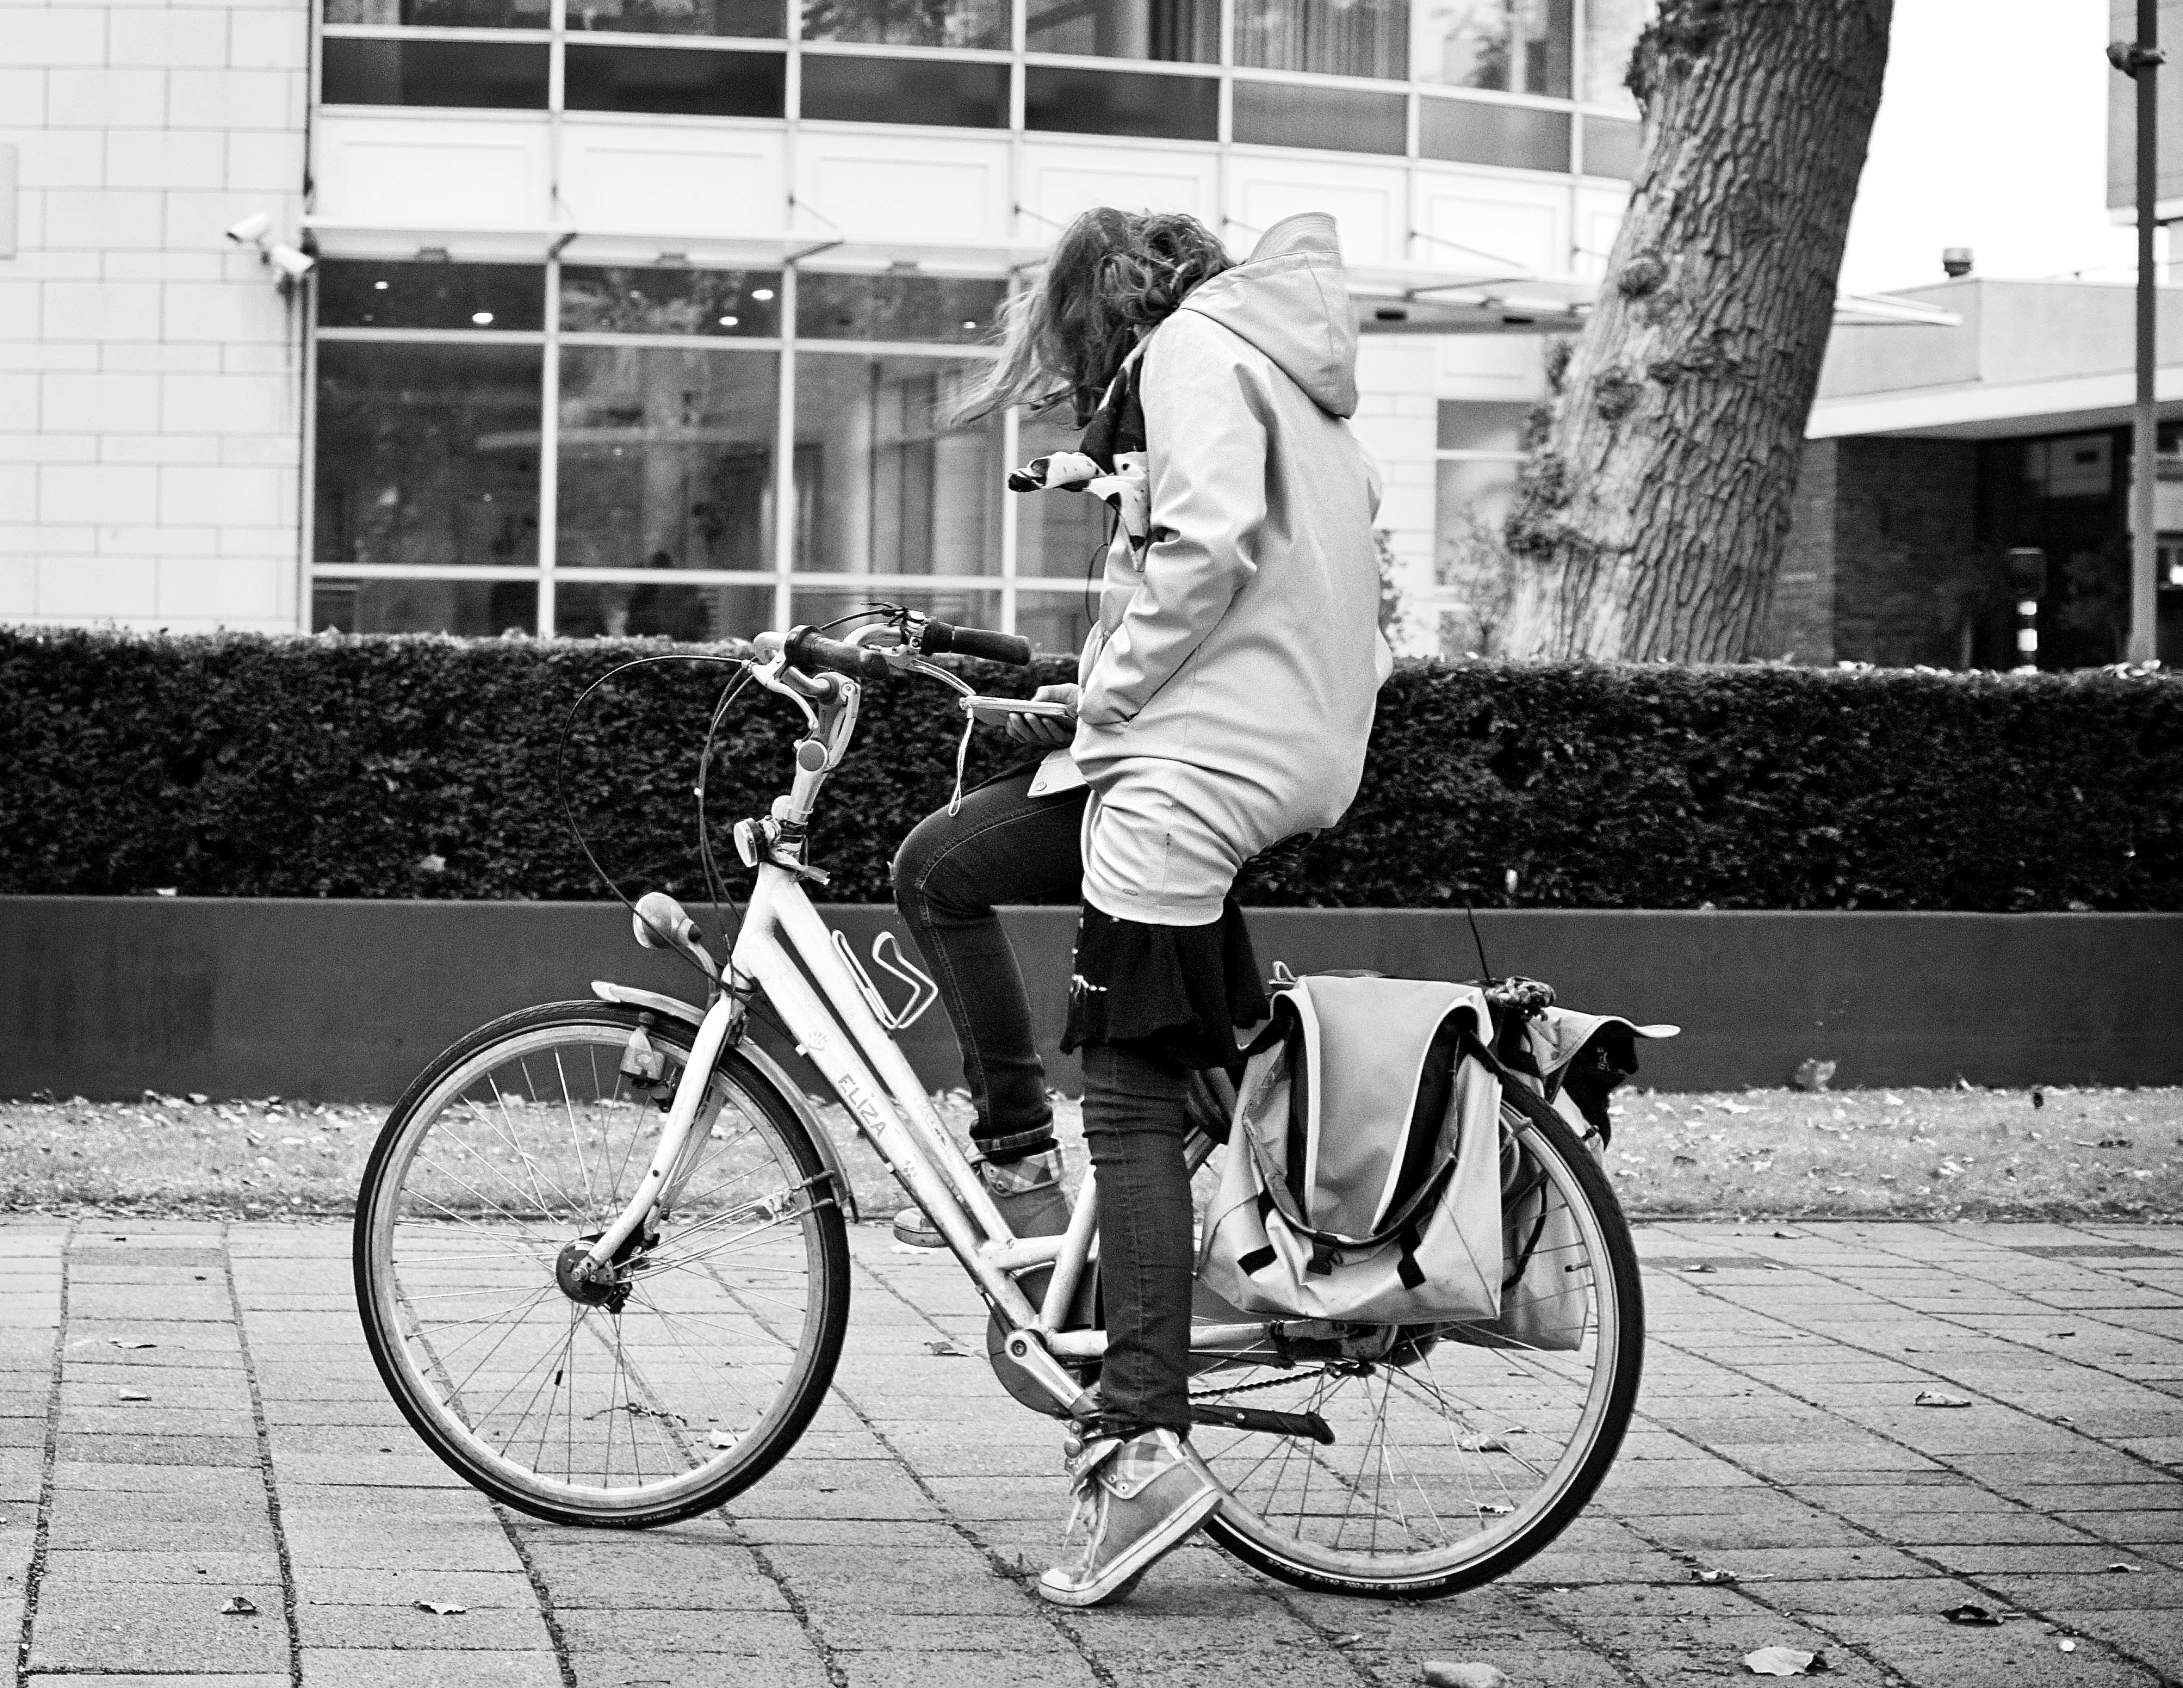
xmin=353 ymin=613 xmax=1644 ymax=1600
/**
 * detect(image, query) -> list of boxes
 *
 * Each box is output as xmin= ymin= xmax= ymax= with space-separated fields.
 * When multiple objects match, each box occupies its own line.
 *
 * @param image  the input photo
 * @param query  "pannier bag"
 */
xmin=1486 ymin=1003 xmax=1675 ymax=1351
xmin=1198 ymin=976 xmax=1507 ymax=1324
xmin=1198 ymin=973 xmax=1675 ymax=1337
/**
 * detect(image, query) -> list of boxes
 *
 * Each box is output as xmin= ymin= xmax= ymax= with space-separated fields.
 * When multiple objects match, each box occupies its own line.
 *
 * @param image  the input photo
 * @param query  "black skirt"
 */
xmin=1060 ymin=897 xmax=1267 ymax=1070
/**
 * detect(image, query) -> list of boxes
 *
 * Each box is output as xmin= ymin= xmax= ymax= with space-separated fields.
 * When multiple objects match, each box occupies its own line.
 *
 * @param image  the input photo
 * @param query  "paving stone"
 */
xmin=26 ymin=1580 xmax=289 ymax=1673
xmin=297 ymin=1647 xmax=568 ymax=1687
xmin=295 ymin=1601 xmax=554 ymax=1649
xmin=39 ymin=1548 xmax=284 ymax=1584
xmin=555 ymin=1606 xmax=820 ymax=1657
xmin=1822 ymin=1612 xmax=2164 ymax=1688
xmin=833 ymin=1651 xmax=1103 ymax=1688
xmin=568 ymin=1648 xmax=834 ymax=1687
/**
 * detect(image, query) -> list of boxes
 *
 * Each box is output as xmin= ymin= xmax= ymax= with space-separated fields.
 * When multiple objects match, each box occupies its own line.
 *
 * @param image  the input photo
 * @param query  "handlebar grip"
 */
xmin=784 ymin=626 xmax=892 ymax=681
xmin=917 ymin=619 xmax=1032 ymax=666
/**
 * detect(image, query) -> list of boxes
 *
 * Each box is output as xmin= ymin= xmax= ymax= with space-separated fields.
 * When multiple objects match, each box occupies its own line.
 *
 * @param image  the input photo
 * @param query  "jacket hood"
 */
xmin=1173 ymin=213 xmax=1359 ymax=419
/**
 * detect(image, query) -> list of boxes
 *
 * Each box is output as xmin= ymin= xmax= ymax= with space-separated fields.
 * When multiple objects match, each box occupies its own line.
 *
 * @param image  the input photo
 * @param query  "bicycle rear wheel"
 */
xmin=354 ymin=1001 xmax=851 ymax=1527
xmin=1192 ymin=1103 xmax=1642 ymax=1598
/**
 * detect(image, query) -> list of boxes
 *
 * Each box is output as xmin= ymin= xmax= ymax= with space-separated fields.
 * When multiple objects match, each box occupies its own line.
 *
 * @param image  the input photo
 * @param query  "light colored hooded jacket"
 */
xmin=1063 ymin=212 xmax=1393 ymax=926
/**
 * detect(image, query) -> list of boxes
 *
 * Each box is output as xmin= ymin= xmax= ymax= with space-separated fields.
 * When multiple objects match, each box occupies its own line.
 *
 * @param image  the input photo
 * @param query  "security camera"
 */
xmin=226 ymin=212 xmax=273 ymax=245
xmin=265 ymin=242 xmax=316 ymax=280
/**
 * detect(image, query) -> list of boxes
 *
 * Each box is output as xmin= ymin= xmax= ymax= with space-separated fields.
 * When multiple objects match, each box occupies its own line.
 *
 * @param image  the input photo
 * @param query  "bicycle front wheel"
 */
xmin=1194 ymin=1102 xmax=1643 ymax=1598
xmin=354 ymin=1001 xmax=851 ymax=1528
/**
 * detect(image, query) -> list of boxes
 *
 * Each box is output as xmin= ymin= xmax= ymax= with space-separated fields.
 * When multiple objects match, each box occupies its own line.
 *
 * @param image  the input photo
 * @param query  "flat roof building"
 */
xmin=3 ymin=0 xmax=1651 ymax=650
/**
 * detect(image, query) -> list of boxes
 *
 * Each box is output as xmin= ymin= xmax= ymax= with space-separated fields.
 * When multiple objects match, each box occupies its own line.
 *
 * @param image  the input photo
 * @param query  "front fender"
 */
xmin=590 ymin=980 xmax=862 ymax=1223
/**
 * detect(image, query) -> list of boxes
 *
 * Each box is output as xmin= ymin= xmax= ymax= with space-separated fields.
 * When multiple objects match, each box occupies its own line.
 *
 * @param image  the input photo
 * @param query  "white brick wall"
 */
xmin=0 ymin=0 xmax=308 ymax=631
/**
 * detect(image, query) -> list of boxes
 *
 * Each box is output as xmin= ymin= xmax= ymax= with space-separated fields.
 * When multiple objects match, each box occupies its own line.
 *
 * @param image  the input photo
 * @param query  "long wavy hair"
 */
xmin=950 ymin=209 xmax=1234 ymax=427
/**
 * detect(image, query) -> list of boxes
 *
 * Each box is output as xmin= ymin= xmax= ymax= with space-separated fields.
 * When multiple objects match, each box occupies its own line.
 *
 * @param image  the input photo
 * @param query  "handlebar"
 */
xmin=915 ymin=619 xmax=1032 ymax=666
xmin=781 ymin=626 xmax=893 ymax=680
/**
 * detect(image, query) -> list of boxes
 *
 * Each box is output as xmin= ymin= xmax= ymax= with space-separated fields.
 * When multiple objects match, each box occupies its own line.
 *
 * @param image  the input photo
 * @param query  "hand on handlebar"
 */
xmin=1006 ymin=684 xmax=1080 ymax=748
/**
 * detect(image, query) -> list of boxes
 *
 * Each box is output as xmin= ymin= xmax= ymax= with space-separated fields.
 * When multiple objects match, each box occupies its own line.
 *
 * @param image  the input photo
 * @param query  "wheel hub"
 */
xmin=555 ymin=1234 xmax=635 ymax=1312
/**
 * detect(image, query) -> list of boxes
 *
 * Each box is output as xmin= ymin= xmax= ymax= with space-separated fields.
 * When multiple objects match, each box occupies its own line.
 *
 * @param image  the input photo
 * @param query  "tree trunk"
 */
xmin=1501 ymin=0 xmax=1892 ymax=662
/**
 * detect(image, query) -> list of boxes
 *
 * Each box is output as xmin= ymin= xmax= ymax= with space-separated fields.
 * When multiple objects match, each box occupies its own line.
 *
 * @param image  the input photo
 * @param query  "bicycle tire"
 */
xmin=1196 ymin=1102 xmax=1644 ymax=1599
xmin=354 ymin=1000 xmax=851 ymax=1528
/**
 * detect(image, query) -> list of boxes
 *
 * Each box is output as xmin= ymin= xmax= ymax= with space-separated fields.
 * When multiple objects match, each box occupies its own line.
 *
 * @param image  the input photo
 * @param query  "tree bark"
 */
xmin=1501 ymin=0 xmax=1892 ymax=662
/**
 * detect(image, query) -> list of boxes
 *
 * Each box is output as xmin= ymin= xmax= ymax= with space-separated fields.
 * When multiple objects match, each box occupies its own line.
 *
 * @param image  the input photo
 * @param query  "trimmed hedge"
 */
xmin=3 ymin=628 xmax=2178 ymax=911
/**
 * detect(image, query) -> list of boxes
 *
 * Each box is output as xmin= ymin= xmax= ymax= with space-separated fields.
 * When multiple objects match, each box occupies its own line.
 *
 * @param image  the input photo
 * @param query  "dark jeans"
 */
xmin=891 ymin=766 xmax=1199 ymax=1434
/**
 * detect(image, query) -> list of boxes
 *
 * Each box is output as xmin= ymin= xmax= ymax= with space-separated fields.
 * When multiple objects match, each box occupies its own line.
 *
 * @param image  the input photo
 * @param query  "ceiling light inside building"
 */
xmin=373 ymin=280 xmax=390 ymax=291
xmin=719 ymin=315 xmax=738 ymax=327
xmin=962 ymin=319 xmax=976 ymax=330
xmin=471 ymin=312 xmax=494 ymax=325
xmin=751 ymin=288 xmax=774 ymax=301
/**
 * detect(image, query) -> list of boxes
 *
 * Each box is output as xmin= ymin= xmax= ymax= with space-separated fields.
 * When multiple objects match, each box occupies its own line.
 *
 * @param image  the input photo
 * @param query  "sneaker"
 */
xmin=893 ymin=1149 xmax=1069 ymax=1248
xmin=1038 ymin=1426 xmax=1223 ymax=1607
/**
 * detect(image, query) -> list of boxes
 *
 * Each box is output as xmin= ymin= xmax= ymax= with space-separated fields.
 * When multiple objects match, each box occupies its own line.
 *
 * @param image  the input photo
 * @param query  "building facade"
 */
xmin=1775 ymin=277 xmax=2183 ymax=669
xmin=5 ymin=0 xmax=1647 ymax=649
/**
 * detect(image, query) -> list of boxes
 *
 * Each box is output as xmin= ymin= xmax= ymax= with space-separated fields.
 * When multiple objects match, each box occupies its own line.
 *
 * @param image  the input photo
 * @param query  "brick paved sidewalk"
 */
xmin=2 ymin=1218 xmax=2178 ymax=1688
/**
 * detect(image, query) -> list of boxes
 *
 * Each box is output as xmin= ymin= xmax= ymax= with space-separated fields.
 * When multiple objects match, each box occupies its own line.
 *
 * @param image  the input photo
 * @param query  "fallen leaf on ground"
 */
xmin=706 ymin=1431 xmax=737 ymax=1449
xmin=1942 ymin=1604 xmax=2000 ymax=1626
xmin=109 ymin=1339 xmax=155 ymax=1350
xmin=413 ymin=1600 xmax=467 ymax=1615
xmin=1914 ymin=1391 xmax=1971 ymax=1408
xmin=1475 ymin=1502 xmax=1513 ymax=1516
xmin=219 ymin=1596 xmax=258 ymax=1616
xmin=1457 ymin=1437 xmax=1508 ymax=1453
xmin=1329 ymin=1632 xmax=1361 ymax=1647
xmin=2108 ymin=1563 xmax=2142 ymax=1573
xmin=1692 ymin=1567 xmax=1740 ymax=1585
xmin=1685 ymin=1263 xmax=1717 ymax=1274
xmin=1744 ymin=1647 xmax=1824 ymax=1676
xmin=1716 ymin=1102 xmax=1754 ymax=1114
xmin=1422 ymin=1663 xmax=1510 ymax=1688
xmin=923 ymin=1340 xmax=965 ymax=1357
xmin=117 ymin=1389 xmax=150 ymax=1402
xmin=2059 ymin=1639 xmax=2078 ymax=1653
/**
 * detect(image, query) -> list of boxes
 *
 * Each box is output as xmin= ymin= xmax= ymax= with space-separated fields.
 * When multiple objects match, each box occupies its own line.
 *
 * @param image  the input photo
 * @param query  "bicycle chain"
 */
xmin=1189 ymin=1363 xmax=1339 ymax=1402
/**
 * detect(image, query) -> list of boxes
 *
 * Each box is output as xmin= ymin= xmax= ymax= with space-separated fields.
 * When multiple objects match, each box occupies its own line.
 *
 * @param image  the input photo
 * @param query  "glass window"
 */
xmin=319 ymin=261 xmax=546 ymax=332
xmin=1013 ymin=591 xmax=1095 ymax=657
xmin=564 ymin=43 xmax=786 ymax=114
xmin=791 ymin=585 xmax=1002 ymax=630
xmin=1582 ymin=0 xmax=1648 ymax=112
xmin=800 ymin=0 xmax=1005 ymax=49
xmin=315 ymin=342 xmax=542 ymax=569
xmin=1233 ymin=0 xmax=1407 ymax=80
xmin=1013 ymin=411 xmax=1110 ymax=579
xmin=1434 ymin=457 xmax=1518 ymax=585
xmin=1232 ymin=80 xmax=1406 ymax=154
xmin=560 ymin=267 xmax=781 ymax=336
xmin=2025 ymin=435 xmax=2112 ymax=501
xmin=557 ymin=580 xmax=775 ymax=641
xmin=1024 ymin=66 xmax=1217 ymax=141
xmin=1580 ymin=114 xmax=1641 ymax=179
xmin=1418 ymin=92 xmax=1569 ymax=170
xmin=312 ymin=579 xmax=539 ymax=636
xmin=793 ymin=353 xmax=1003 ymax=575
xmin=1437 ymin=399 xmax=1531 ymax=453
xmin=796 ymin=273 xmax=1005 ymax=344
xmin=557 ymin=346 xmax=780 ymax=572
xmin=324 ymin=0 xmax=549 ymax=25
xmin=1413 ymin=0 xmax=1570 ymax=95
xmin=567 ymin=0 xmax=785 ymax=36
xmin=798 ymin=54 xmax=1008 ymax=126
xmin=1025 ymin=0 xmax=1217 ymax=63
xmin=320 ymin=38 xmax=550 ymax=107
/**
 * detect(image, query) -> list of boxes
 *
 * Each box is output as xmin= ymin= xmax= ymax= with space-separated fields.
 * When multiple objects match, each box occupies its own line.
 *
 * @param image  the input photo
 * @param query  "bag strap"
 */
xmin=1459 ymin=1029 xmax=1575 ymax=1140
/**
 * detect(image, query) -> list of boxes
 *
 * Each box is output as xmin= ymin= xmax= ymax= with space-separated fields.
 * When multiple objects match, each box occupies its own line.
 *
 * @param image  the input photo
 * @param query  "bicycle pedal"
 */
xmin=891 ymin=1207 xmax=946 ymax=1249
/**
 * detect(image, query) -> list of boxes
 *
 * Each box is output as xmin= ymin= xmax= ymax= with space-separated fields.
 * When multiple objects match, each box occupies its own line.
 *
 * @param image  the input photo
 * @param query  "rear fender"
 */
xmin=590 ymin=980 xmax=861 ymax=1223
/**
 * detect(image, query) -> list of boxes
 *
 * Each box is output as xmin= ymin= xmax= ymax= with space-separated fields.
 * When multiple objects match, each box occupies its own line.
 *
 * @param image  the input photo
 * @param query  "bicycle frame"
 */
xmin=569 ymin=649 xmax=1275 ymax=1418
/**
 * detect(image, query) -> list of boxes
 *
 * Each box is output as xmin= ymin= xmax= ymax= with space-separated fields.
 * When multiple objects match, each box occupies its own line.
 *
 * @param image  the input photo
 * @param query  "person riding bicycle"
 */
xmin=891 ymin=207 xmax=1392 ymax=1606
